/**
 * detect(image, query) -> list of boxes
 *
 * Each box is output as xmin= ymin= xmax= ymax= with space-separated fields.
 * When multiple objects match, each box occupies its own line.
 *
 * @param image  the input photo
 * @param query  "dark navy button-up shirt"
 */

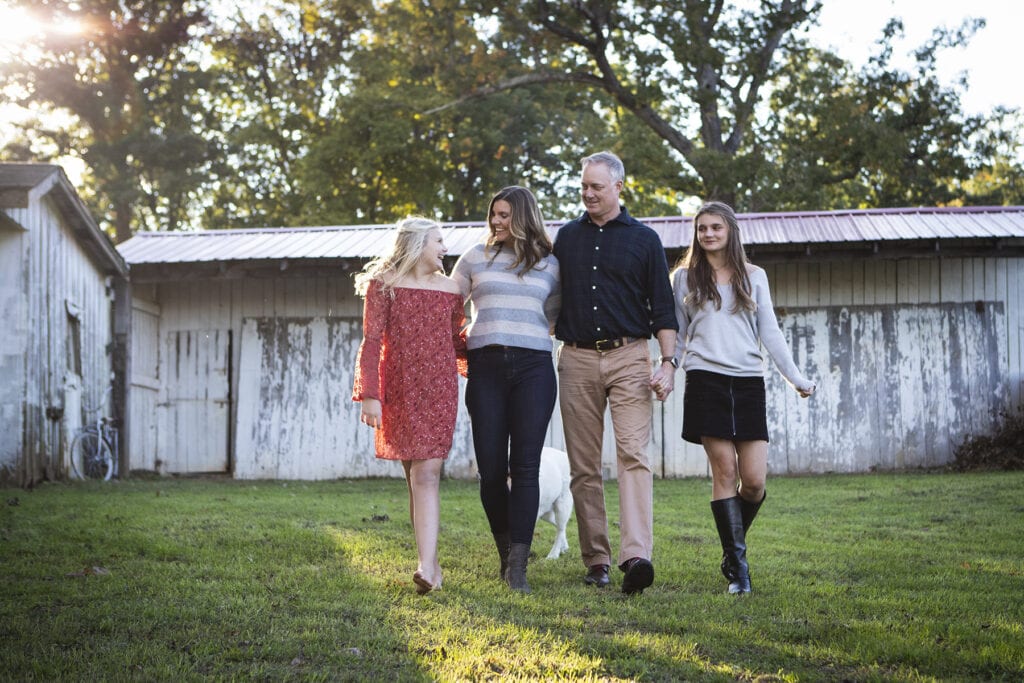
xmin=553 ymin=206 xmax=678 ymax=343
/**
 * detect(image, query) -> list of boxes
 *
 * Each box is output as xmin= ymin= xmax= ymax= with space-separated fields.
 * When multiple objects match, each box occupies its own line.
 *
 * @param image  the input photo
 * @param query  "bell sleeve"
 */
xmin=352 ymin=280 xmax=390 ymax=402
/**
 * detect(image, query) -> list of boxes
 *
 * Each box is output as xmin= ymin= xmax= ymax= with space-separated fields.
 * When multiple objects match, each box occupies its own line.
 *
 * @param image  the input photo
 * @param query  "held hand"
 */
xmin=798 ymin=383 xmax=816 ymax=399
xmin=650 ymin=364 xmax=675 ymax=402
xmin=361 ymin=399 xmax=383 ymax=429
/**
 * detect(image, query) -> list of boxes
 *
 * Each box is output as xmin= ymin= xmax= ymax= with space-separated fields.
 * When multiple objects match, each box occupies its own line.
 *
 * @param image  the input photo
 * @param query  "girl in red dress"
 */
xmin=352 ymin=217 xmax=467 ymax=595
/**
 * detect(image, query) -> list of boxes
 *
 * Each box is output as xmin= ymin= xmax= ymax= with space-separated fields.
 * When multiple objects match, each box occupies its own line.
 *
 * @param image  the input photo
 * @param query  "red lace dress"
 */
xmin=352 ymin=281 xmax=467 ymax=460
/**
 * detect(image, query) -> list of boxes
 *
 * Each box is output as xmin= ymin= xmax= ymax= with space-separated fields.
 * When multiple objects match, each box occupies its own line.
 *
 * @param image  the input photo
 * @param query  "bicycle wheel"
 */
xmin=71 ymin=429 xmax=114 ymax=481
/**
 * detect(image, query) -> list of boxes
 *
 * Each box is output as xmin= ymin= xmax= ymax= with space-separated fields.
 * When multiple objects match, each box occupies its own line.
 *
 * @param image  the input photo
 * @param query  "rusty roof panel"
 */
xmin=117 ymin=206 xmax=1024 ymax=265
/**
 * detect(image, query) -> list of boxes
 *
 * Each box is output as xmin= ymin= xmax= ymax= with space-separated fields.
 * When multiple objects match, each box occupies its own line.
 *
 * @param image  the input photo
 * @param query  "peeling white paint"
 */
xmin=126 ymin=255 xmax=1023 ymax=479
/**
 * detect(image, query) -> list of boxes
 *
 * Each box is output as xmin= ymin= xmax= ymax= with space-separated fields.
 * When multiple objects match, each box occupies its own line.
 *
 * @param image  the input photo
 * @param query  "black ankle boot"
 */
xmin=506 ymin=543 xmax=531 ymax=594
xmin=493 ymin=531 xmax=511 ymax=581
xmin=711 ymin=496 xmax=751 ymax=594
xmin=721 ymin=490 xmax=765 ymax=581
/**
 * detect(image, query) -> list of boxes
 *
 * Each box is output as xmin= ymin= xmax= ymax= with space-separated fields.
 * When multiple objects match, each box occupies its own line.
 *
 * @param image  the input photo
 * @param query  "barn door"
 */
xmin=158 ymin=329 xmax=231 ymax=473
xmin=129 ymin=299 xmax=161 ymax=471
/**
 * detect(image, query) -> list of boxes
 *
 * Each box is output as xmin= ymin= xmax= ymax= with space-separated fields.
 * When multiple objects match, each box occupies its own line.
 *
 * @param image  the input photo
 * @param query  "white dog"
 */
xmin=536 ymin=447 xmax=573 ymax=559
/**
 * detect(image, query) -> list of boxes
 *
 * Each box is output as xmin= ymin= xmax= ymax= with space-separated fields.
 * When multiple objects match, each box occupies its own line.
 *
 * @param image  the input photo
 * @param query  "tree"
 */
xmin=464 ymin=1 xmax=1024 ymax=210
xmin=196 ymin=0 xmax=376 ymax=229
xmin=5 ymin=0 xmax=1019 ymax=237
xmin=756 ymin=18 xmax=1024 ymax=210
xmin=458 ymin=0 xmax=819 ymax=207
xmin=299 ymin=0 xmax=613 ymax=224
xmin=0 ymin=0 xmax=212 ymax=241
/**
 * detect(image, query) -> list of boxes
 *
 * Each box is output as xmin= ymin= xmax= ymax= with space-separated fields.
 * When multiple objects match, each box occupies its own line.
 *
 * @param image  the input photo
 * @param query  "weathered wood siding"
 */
xmin=1 ymin=191 xmax=115 ymax=481
xmin=137 ymin=276 xmax=481 ymax=479
xmin=129 ymin=297 xmax=160 ymax=471
xmin=0 ymin=223 xmax=26 ymax=476
xmin=233 ymin=317 xmax=475 ymax=479
xmin=129 ymin=254 xmax=1024 ymax=479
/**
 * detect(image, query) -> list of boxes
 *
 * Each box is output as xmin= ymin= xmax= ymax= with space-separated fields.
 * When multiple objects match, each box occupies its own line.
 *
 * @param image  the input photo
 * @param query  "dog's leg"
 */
xmin=547 ymin=491 xmax=573 ymax=559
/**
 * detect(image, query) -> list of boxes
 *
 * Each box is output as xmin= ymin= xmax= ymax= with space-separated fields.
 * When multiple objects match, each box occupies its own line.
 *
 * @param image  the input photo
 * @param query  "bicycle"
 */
xmin=70 ymin=387 xmax=118 ymax=481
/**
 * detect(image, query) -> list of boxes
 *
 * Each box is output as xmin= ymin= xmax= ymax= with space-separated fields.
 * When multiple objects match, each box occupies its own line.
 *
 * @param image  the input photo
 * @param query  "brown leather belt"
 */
xmin=565 ymin=337 xmax=640 ymax=352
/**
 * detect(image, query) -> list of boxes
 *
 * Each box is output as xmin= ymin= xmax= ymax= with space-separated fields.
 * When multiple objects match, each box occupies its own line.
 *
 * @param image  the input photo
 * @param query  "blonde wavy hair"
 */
xmin=354 ymin=216 xmax=443 ymax=296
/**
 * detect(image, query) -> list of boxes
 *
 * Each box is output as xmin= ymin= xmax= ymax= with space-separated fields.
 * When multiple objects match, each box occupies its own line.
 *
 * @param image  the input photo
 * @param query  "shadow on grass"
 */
xmin=2 ymin=472 xmax=1022 ymax=680
xmin=0 ymin=478 xmax=446 ymax=680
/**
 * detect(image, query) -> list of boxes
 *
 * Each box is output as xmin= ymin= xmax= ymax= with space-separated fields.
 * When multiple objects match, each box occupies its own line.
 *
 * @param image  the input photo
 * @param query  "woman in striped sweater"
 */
xmin=452 ymin=186 xmax=561 ymax=594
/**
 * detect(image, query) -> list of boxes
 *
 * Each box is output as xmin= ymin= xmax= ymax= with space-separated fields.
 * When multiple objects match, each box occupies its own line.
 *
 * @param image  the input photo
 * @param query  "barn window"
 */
xmin=65 ymin=299 xmax=82 ymax=377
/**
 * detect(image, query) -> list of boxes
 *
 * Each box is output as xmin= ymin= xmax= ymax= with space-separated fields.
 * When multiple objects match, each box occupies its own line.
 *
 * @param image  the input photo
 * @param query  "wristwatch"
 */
xmin=660 ymin=356 xmax=678 ymax=369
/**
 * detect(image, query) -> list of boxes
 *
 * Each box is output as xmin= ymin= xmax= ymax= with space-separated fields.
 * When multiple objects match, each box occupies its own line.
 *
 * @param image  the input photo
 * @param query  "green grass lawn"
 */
xmin=1 ymin=471 xmax=1021 ymax=681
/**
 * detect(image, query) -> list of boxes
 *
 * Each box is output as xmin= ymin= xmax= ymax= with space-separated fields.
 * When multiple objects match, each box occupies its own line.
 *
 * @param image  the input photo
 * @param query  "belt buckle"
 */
xmin=594 ymin=338 xmax=619 ymax=352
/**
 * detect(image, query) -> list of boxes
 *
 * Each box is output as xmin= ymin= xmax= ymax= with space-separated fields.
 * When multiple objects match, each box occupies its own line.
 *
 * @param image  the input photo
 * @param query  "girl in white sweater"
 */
xmin=673 ymin=201 xmax=815 ymax=594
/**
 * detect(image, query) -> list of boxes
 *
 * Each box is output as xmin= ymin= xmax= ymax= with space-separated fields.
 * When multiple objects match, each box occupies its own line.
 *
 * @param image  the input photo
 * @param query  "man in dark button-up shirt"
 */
xmin=553 ymin=151 xmax=678 ymax=595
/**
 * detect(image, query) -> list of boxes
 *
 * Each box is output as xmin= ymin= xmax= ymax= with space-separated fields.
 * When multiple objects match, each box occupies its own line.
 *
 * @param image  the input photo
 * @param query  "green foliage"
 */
xmin=3 ymin=1 xmax=1023 ymax=237
xmin=477 ymin=2 xmax=1024 ymax=211
xmin=1 ymin=473 xmax=1022 ymax=680
xmin=755 ymin=19 xmax=1024 ymax=211
xmin=198 ymin=0 xmax=375 ymax=229
xmin=0 ymin=0 xmax=213 ymax=241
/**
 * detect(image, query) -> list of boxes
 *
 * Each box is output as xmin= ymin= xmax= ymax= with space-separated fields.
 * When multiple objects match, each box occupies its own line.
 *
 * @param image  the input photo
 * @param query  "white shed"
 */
xmin=116 ymin=206 xmax=1024 ymax=479
xmin=0 ymin=164 xmax=129 ymax=486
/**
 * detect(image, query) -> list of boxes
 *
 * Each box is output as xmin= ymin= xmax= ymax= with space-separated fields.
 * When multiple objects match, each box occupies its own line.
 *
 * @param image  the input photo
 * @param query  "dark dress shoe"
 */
xmin=620 ymin=557 xmax=654 ymax=595
xmin=583 ymin=564 xmax=610 ymax=588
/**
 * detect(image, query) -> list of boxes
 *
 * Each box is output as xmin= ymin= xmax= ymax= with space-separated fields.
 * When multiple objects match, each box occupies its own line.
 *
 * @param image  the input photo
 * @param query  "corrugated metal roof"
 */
xmin=117 ymin=206 xmax=1024 ymax=265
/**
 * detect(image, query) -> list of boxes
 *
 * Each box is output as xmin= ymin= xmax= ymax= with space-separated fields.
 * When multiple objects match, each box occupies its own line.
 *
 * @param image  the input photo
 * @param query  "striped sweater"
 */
xmin=451 ymin=243 xmax=561 ymax=352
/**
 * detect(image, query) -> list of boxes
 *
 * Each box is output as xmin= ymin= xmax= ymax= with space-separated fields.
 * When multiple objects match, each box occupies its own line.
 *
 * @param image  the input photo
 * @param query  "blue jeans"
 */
xmin=466 ymin=346 xmax=557 ymax=545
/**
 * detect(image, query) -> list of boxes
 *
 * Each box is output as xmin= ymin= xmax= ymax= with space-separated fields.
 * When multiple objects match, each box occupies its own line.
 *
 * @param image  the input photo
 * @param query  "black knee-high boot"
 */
xmin=711 ymin=496 xmax=751 ymax=594
xmin=721 ymin=491 xmax=765 ymax=581
xmin=493 ymin=531 xmax=511 ymax=581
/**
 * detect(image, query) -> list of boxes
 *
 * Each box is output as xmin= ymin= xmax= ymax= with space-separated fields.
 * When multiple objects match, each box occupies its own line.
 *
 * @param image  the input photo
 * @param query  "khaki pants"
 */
xmin=557 ymin=340 xmax=654 ymax=569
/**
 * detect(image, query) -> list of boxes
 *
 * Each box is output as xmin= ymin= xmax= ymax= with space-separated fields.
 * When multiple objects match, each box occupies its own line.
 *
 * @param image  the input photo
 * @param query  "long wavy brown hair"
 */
xmin=484 ymin=185 xmax=553 ymax=276
xmin=674 ymin=201 xmax=756 ymax=313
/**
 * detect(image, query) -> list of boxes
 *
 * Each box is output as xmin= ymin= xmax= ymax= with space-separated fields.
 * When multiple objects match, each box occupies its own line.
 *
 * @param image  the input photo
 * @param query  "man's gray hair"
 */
xmin=582 ymin=151 xmax=625 ymax=184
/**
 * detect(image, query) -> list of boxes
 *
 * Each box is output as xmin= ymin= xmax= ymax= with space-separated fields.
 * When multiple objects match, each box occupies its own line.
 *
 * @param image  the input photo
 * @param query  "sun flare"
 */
xmin=0 ymin=7 xmax=81 ymax=60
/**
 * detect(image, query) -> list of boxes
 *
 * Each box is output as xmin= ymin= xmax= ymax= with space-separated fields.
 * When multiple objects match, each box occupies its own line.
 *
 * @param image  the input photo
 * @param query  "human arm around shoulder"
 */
xmin=751 ymin=267 xmax=815 ymax=395
xmin=450 ymin=249 xmax=474 ymax=300
xmin=543 ymin=256 xmax=561 ymax=333
xmin=451 ymin=292 xmax=469 ymax=378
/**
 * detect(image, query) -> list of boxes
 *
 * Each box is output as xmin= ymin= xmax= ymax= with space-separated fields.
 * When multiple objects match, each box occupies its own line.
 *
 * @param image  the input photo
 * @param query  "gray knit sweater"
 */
xmin=451 ymin=243 xmax=561 ymax=352
xmin=672 ymin=266 xmax=813 ymax=391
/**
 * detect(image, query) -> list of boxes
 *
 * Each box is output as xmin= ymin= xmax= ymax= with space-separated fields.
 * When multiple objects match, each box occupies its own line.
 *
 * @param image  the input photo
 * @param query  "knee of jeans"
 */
xmin=508 ymin=462 xmax=540 ymax=486
xmin=477 ymin=467 xmax=509 ymax=487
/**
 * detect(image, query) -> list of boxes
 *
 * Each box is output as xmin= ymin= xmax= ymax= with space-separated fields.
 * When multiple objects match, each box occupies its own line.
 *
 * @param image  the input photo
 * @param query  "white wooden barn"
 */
xmin=0 ymin=164 xmax=129 ymax=486
xmin=116 ymin=206 xmax=1024 ymax=480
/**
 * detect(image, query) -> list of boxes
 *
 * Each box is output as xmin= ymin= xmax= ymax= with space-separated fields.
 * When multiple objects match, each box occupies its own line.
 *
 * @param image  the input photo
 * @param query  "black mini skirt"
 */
xmin=682 ymin=369 xmax=769 ymax=444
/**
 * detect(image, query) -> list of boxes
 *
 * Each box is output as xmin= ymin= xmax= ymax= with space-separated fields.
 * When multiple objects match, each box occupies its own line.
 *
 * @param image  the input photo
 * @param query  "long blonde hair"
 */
xmin=675 ymin=201 xmax=756 ymax=313
xmin=354 ymin=216 xmax=442 ymax=296
xmin=484 ymin=186 xmax=553 ymax=276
